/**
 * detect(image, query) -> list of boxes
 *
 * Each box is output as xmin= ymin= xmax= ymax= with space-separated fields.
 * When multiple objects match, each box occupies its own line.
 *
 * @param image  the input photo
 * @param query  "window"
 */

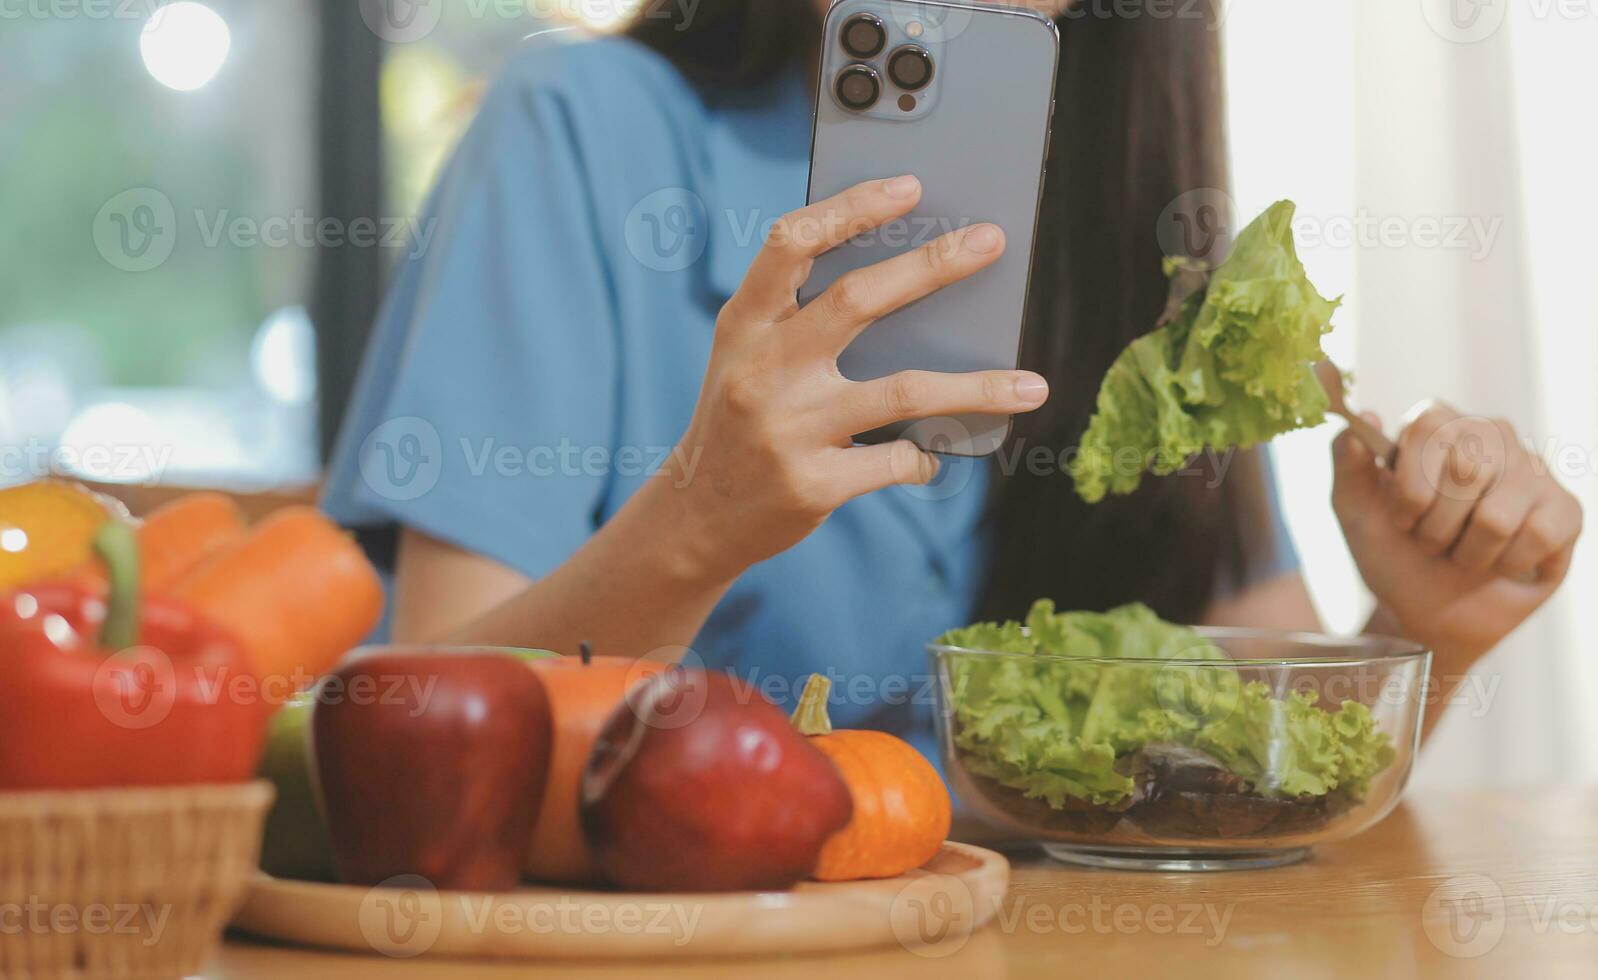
xmin=0 ymin=4 xmax=638 ymax=491
xmin=380 ymin=5 xmax=571 ymax=219
xmin=1227 ymin=0 xmax=1598 ymax=784
xmin=1 ymin=1 xmax=319 ymax=487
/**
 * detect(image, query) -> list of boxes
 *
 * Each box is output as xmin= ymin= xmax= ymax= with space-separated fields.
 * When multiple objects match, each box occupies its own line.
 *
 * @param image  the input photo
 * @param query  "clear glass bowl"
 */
xmin=930 ymin=629 xmax=1430 ymax=871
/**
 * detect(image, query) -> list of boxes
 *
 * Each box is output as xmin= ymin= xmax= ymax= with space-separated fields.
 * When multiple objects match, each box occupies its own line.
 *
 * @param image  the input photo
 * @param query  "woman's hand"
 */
xmin=393 ymin=177 xmax=1046 ymax=656
xmin=651 ymin=175 xmax=1049 ymax=583
xmin=1332 ymin=403 xmax=1583 ymax=667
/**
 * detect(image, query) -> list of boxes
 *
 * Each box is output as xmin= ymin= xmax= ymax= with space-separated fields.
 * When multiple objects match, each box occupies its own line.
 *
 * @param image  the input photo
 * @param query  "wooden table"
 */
xmin=211 ymin=790 xmax=1598 ymax=979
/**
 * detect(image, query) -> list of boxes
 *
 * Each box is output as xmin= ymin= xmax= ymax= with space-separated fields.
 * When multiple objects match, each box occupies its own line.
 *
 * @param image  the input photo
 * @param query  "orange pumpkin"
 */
xmin=791 ymin=674 xmax=952 ymax=881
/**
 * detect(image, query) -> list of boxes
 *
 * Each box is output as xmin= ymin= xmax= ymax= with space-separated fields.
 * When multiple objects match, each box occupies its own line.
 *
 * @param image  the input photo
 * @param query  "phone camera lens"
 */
xmin=886 ymin=45 xmax=935 ymax=92
xmin=840 ymin=13 xmax=887 ymax=59
xmin=835 ymin=64 xmax=882 ymax=112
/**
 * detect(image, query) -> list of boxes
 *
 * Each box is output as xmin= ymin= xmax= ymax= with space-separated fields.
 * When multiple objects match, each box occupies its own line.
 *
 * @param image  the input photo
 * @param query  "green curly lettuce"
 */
xmin=1069 ymin=201 xmax=1339 ymax=503
xmin=938 ymin=600 xmax=1395 ymax=809
xmin=1196 ymin=688 xmax=1395 ymax=799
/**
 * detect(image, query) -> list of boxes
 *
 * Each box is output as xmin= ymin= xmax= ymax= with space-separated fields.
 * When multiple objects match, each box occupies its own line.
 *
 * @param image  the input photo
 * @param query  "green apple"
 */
xmin=257 ymin=691 xmax=336 ymax=881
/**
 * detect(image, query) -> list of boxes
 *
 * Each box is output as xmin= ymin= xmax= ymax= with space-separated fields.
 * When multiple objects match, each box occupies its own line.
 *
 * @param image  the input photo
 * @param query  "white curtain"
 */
xmin=1226 ymin=0 xmax=1598 ymax=788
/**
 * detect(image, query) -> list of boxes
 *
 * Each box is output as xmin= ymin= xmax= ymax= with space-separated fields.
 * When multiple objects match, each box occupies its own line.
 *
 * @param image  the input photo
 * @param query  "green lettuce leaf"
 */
xmin=938 ymin=600 xmax=1396 ymax=809
xmin=1069 ymin=201 xmax=1339 ymax=504
xmin=1196 ymin=687 xmax=1396 ymax=799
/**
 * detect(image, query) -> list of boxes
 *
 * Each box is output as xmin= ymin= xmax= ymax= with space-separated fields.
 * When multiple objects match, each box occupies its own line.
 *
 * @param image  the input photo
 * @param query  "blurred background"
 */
xmin=2 ymin=0 xmax=1594 ymax=788
xmin=1 ymin=0 xmax=567 ymax=490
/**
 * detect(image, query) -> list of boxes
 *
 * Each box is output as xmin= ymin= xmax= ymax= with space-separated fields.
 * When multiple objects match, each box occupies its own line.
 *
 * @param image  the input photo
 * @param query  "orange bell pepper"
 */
xmin=169 ymin=507 xmax=384 ymax=690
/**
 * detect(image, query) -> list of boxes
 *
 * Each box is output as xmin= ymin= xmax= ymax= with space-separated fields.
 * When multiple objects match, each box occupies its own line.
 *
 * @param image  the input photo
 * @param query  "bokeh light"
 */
xmin=140 ymin=2 xmax=232 ymax=92
xmin=570 ymin=0 xmax=644 ymax=30
xmin=251 ymin=307 xmax=317 ymax=405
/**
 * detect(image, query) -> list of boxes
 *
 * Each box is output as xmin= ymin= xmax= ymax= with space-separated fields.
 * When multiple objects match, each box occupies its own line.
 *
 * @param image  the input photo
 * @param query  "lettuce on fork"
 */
xmin=937 ymin=601 xmax=1394 ymax=810
xmin=1068 ymin=200 xmax=1339 ymax=504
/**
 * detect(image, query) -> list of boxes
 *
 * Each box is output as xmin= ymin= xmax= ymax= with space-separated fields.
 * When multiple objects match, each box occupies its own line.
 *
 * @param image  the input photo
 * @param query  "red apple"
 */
xmin=311 ymin=650 xmax=552 ymax=891
xmin=580 ymin=668 xmax=852 ymax=892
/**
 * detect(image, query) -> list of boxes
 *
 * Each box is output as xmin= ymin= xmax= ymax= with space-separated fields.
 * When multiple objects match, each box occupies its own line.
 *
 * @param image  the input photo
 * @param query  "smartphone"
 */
xmin=804 ymin=0 xmax=1059 ymax=457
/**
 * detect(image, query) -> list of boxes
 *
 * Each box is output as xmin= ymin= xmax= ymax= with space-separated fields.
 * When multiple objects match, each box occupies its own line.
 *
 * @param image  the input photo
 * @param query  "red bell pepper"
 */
xmin=0 ymin=522 xmax=268 ymax=790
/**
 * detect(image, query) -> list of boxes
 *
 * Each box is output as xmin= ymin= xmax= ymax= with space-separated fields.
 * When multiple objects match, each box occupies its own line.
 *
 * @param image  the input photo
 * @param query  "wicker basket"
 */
xmin=0 ymin=781 xmax=275 ymax=980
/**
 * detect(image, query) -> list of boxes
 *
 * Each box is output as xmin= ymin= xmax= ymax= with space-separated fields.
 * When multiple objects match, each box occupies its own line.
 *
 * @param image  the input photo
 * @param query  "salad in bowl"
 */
xmin=932 ymin=601 xmax=1428 ymax=870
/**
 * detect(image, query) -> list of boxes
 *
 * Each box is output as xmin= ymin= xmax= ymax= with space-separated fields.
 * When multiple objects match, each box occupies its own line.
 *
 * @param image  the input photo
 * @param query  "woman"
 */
xmin=323 ymin=0 xmax=1580 ymax=756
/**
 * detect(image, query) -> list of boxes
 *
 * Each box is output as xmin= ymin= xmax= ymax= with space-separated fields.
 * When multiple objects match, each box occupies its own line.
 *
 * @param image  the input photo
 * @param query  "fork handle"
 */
xmin=1339 ymin=411 xmax=1400 ymax=469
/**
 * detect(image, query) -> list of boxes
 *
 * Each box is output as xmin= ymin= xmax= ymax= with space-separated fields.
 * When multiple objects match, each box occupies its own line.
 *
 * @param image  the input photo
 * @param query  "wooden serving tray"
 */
xmin=229 ymin=842 xmax=1007 ymax=961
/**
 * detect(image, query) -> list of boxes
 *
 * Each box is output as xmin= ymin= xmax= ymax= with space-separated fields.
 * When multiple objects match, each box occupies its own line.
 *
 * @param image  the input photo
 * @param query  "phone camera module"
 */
xmin=886 ymin=45 xmax=935 ymax=93
xmin=835 ymin=64 xmax=882 ymax=112
xmin=840 ymin=13 xmax=887 ymax=59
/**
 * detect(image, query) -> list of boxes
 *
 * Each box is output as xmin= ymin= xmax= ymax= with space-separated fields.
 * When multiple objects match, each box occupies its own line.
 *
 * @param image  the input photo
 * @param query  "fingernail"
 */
xmin=965 ymin=224 xmax=1002 ymax=254
xmin=1015 ymin=373 xmax=1049 ymax=405
xmin=884 ymin=175 xmax=920 ymax=199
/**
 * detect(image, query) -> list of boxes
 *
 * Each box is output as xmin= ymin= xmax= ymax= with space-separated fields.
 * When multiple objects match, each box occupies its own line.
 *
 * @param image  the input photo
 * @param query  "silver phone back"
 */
xmin=804 ymin=0 xmax=1059 ymax=457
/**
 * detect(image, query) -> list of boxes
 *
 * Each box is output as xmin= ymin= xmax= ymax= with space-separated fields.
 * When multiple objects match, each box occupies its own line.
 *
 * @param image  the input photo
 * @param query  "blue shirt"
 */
xmin=322 ymin=34 xmax=1297 ymax=761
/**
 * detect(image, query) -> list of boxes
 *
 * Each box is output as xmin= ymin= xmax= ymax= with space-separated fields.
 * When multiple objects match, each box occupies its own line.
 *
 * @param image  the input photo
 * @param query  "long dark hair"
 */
xmin=630 ymin=1 xmax=1274 ymax=624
